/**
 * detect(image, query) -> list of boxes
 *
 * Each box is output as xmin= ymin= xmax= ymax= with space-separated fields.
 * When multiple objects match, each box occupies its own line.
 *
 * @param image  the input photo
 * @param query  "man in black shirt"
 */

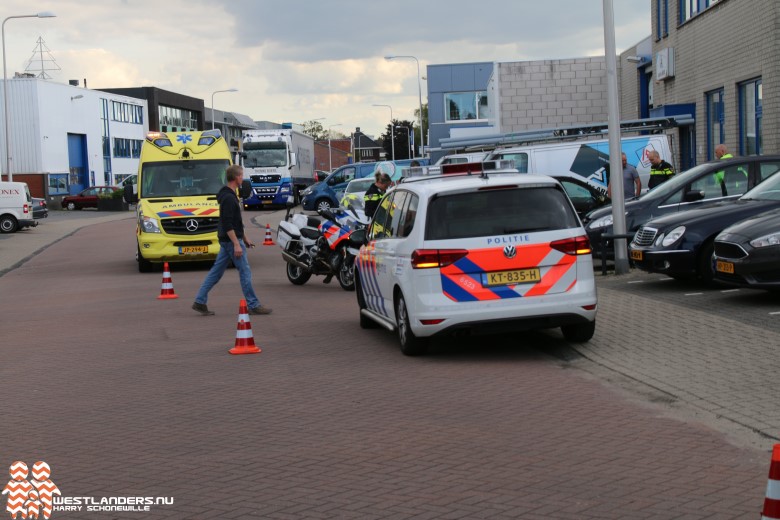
xmin=364 ymin=172 xmax=392 ymax=218
xmin=193 ymin=164 xmax=272 ymax=316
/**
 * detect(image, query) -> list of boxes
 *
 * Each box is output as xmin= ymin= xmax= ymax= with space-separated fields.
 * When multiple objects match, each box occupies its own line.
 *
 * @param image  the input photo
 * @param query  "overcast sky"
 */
xmin=3 ymin=0 xmax=650 ymax=137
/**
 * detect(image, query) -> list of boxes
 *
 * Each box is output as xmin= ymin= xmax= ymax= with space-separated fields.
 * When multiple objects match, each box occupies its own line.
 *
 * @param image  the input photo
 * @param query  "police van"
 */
xmin=353 ymin=161 xmax=598 ymax=355
xmin=0 ymin=181 xmax=37 ymax=233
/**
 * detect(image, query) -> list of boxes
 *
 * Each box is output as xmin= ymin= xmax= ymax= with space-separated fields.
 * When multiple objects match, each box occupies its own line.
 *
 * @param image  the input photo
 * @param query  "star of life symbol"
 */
xmin=176 ymin=134 xmax=192 ymax=144
xmin=2 ymin=461 xmax=60 ymax=520
xmin=503 ymin=244 xmax=517 ymax=259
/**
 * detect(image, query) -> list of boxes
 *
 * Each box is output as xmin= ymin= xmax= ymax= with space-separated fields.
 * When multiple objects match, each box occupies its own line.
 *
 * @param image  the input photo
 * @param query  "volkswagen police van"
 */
xmin=354 ymin=161 xmax=598 ymax=355
xmin=124 ymin=130 xmax=235 ymax=272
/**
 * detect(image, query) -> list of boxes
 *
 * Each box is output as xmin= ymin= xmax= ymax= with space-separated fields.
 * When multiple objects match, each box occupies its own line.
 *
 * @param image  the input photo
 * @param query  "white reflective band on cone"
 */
xmin=235 ymin=330 xmax=253 ymax=339
xmin=767 ymin=478 xmax=780 ymax=500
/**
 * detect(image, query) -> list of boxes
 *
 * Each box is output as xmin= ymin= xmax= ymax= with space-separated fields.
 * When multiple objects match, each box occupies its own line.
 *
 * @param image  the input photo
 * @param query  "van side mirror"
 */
xmin=123 ymin=185 xmax=138 ymax=204
xmin=240 ymin=179 xmax=252 ymax=199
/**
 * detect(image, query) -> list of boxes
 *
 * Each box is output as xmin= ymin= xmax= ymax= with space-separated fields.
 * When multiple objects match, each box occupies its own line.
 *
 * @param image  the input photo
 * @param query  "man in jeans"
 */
xmin=192 ymin=164 xmax=272 ymax=316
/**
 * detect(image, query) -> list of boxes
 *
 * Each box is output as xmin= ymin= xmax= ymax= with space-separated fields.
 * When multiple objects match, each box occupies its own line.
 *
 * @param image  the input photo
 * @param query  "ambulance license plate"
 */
xmin=716 ymin=260 xmax=734 ymax=274
xmin=179 ymin=246 xmax=208 ymax=255
xmin=630 ymin=249 xmax=643 ymax=261
xmin=486 ymin=268 xmax=541 ymax=286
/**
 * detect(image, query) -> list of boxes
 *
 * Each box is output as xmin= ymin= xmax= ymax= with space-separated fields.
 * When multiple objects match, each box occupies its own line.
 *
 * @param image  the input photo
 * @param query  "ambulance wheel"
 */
xmin=315 ymin=198 xmax=332 ymax=212
xmin=395 ymin=292 xmax=428 ymax=356
xmin=0 ymin=215 xmax=19 ymax=233
xmin=286 ymin=262 xmax=311 ymax=285
xmin=355 ymin=275 xmax=376 ymax=329
xmin=137 ymin=246 xmax=153 ymax=273
xmin=561 ymin=320 xmax=595 ymax=343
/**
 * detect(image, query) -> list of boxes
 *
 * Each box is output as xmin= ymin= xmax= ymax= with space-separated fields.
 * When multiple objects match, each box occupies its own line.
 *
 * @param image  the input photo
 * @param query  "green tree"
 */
xmin=301 ymin=120 xmax=325 ymax=140
xmin=380 ymin=119 xmax=415 ymax=160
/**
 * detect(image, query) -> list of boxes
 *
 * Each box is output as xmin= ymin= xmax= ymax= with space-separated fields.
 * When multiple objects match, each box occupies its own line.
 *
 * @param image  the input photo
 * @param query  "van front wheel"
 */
xmin=0 ymin=215 xmax=19 ymax=233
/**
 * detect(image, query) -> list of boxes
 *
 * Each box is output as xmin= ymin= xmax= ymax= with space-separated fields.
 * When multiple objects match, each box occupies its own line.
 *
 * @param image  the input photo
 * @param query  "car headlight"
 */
xmin=141 ymin=214 xmax=161 ymax=234
xmin=661 ymin=226 xmax=685 ymax=247
xmin=750 ymin=232 xmax=780 ymax=248
xmin=301 ymin=187 xmax=312 ymax=196
xmin=588 ymin=214 xmax=613 ymax=229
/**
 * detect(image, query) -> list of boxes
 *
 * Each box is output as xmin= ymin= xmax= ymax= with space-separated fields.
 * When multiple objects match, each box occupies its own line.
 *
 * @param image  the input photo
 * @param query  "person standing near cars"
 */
xmin=647 ymin=150 xmax=675 ymax=189
xmin=364 ymin=171 xmax=392 ymax=218
xmin=607 ymin=153 xmax=641 ymax=200
xmin=192 ymin=164 xmax=272 ymax=316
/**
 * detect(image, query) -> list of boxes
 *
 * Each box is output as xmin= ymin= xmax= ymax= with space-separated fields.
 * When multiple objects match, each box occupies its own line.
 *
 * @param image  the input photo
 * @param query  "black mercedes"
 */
xmin=628 ymin=169 xmax=780 ymax=282
xmin=712 ymin=208 xmax=780 ymax=291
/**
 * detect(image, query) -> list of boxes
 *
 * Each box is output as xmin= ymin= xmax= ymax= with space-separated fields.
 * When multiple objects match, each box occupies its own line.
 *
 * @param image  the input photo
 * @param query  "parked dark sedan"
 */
xmin=585 ymin=155 xmax=780 ymax=256
xmin=31 ymin=197 xmax=48 ymax=219
xmin=628 ymin=170 xmax=780 ymax=281
xmin=712 ymin=208 xmax=780 ymax=291
xmin=61 ymin=186 xmax=121 ymax=210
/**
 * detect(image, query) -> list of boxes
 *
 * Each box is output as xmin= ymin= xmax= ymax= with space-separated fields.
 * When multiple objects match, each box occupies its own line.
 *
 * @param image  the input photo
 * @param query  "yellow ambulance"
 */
xmin=124 ymin=130 xmax=240 ymax=272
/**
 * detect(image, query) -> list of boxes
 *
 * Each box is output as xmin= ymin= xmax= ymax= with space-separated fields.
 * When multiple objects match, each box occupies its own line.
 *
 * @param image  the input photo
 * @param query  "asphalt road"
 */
xmin=0 ymin=211 xmax=777 ymax=518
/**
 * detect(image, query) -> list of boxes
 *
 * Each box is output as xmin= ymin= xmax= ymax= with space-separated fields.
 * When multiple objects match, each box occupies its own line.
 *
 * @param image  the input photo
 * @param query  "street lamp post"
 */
xmin=385 ymin=55 xmax=424 ymax=157
xmin=3 ymin=11 xmax=56 ymax=181
xmin=372 ymin=104 xmax=394 ymax=161
xmin=210 ymin=88 xmax=238 ymax=130
xmin=328 ymin=123 xmax=342 ymax=172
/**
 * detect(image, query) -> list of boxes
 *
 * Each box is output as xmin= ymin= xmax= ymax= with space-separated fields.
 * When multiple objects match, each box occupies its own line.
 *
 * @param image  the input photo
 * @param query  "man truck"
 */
xmin=240 ymin=129 xmax=315 ymax=208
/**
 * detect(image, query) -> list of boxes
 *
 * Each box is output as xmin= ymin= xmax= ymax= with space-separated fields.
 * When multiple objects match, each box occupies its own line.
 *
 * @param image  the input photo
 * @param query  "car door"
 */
xmin=80 ymin=188 xmax=99 ymax=208
xmin=327 ymin=166 xmax=356 ymax=203
xmin=375 ymin=191 xmax=411 ymax=315
xmin=360 ymin=192 xmax=395 ymax=319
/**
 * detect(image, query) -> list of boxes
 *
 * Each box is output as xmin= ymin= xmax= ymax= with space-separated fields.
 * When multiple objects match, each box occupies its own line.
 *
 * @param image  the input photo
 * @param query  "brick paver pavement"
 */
xmin=0 ymin=219 xmax=773 ymax=519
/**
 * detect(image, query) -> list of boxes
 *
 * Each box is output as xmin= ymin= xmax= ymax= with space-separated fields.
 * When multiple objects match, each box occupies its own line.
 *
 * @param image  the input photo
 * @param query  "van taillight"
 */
xmin=23 ymin=204 xmax=29 ymax=214
xmin=411 ymin=249 xmax=468 ymax=269
xmin=550 ymin=235 xmax=592 ymax=255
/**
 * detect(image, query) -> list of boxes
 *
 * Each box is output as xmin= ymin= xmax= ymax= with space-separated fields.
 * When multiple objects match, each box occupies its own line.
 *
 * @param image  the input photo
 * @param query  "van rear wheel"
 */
xmin=0 ymin=215 xmax=18 ymax=233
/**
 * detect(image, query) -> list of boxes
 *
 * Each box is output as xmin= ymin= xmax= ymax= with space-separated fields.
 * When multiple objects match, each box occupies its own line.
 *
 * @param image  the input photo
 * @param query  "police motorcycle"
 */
xmin=277 ymin=200 xmax=367 ymax=291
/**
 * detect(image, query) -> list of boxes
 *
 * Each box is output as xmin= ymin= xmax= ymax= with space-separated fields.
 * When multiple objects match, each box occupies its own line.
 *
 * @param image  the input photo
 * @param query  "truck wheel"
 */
xmin=0 ymin=215 xmax=19 ymax=233
xmin=137 ymin=246 xmax=153 ymax=273
xmin=315 ymin=198 xmax=332 ymax=212
xmin=561 ymin=320 xmax=596 ymax=343
xmin=395 ymin=292 xmax=428 ymax=356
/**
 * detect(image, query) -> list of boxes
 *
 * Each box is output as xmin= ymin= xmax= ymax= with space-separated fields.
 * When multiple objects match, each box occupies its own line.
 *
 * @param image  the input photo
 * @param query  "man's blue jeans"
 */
xmin=195 ymin=241 xmax=260 ymax=309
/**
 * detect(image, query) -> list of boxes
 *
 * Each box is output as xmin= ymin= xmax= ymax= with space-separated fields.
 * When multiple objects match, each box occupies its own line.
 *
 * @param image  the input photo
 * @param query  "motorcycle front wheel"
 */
xmin=286 ymin=262 xmax=312 ymax=285
xmin=338 ymin=256 xmax=355 ymax=291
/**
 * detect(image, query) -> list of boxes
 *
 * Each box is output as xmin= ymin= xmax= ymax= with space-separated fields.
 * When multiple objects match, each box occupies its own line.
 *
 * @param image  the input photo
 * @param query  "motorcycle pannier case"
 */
xmin=277 ymin=220 xmax=301 ymax=250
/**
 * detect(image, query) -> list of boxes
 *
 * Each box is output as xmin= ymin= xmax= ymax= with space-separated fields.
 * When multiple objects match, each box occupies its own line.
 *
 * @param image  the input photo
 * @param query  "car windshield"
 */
xmin=243 ymin=142 xmax=287 ymax=168
xmin=425 ymin=186 xmax=580 ymax=240
xmin=639 ymin=162 xmax=715 ymax=201
xmin=741 ymin=169 xmax=780 ymax=201
xmin=140 ymin=160 xmax=230 ymax=197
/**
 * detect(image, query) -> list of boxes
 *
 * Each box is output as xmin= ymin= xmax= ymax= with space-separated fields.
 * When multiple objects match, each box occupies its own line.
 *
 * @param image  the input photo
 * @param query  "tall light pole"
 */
xmin=372 ymin=104 xmax=394 ymax=161
xmin=328 ymin=123 xmax=342 ymax=172
xmin=3 ymin=11 xmax=56 ymax=181
xmin=210 ymin=88 xmax=238 ymax=130
xmin=385 ymin=55 xmax=424 ymax=157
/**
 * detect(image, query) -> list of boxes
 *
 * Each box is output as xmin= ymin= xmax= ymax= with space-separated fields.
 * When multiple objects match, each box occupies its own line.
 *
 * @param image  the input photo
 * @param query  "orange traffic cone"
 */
xmin=262 ymin=223 xmax=274 ymax=245
xmin=762 ymin=444 xmax=780 ymax=520
xmin=157 ymin=262 xmax=179 ymax=299
xmin=229 ymin=299 xmax=262 ymax=355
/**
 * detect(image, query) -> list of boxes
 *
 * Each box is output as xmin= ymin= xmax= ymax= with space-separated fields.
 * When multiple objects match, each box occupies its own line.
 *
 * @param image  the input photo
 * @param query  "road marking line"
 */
xmin=627 ymin=281 xmax=644 ymax=284
xmin=684 ymin=293 xmax=703 ymax=296
xmin=720 ymin=289 xmax=740 ymax=293
xmin=770 ymin=311 xmax=780 ymax=316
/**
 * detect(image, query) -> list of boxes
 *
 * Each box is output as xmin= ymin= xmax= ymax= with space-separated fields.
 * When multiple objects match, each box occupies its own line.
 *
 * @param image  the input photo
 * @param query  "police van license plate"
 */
xmin=486 ymin=268 xmax=541 ymax=286
xmin=716 ymin=260 xmax=734 ymax=274
xmin=179 ymin=246 xmax=208 ymax=255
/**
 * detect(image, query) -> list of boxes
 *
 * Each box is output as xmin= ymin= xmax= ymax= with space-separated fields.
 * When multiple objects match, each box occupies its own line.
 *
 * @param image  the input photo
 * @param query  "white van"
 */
xmin=486 ymin=134 xmax=674 ymax=193
xmin=0 ymin=181 xmax=37 ymax=233
xmin=434 ymin=152 xmax=489 ymax=166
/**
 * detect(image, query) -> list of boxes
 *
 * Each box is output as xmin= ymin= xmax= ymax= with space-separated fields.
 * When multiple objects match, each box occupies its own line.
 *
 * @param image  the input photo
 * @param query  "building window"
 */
xmin=739 ymin=78 xmax=762 ymax=155
xmin=48 ymin=173 xmax=68 ymax=195
xmin=101 ymin=99 xmax=112 ymax=184
xmin=444 ymin=91 xmax=489 ymax=122
xmin=706 ymin=89 xmax=724 ymax=160
xmin=655 ymin=0 xmax=668 ymax=38
xmin=680 ymin=0 xmax=719 ymax=23
xmin=113 ymin=138 xmax=143 ymax=158
xmin=111 ymin=101 xmax=143 ymax=124
xmin=159 ymin=105 xmax=198 ymax=131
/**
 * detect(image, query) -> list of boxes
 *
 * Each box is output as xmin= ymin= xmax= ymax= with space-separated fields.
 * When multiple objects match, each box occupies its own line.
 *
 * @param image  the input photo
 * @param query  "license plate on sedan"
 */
xmin=179 ymin=246 xmax=208 ymax=255
xmin=716 ymin=260 xmax=734 ymax=274
xmin=486 ymin=268 xmax=541 ymax=286
xmin=630 ymin=250 xmax=643 ymax=261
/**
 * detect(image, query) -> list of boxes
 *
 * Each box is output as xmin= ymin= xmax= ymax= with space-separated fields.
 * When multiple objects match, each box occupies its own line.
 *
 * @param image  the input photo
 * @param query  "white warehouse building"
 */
xmin=0 ymin=76 xmax=148 ymax=202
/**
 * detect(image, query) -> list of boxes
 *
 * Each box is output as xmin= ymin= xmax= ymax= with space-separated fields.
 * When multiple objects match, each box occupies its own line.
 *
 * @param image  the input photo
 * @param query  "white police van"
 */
xmin=354 ymin=161 xmax=598 ymax=355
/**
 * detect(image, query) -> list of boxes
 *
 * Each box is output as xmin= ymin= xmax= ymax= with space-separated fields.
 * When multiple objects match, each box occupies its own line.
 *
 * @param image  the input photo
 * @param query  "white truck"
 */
xmin=240 ymin=129 xmax=315 ymax=208
xmin=0 ymin=181 xmax=37 ymax=233
xmin=486 ymin=134 xmax=674 ymax=194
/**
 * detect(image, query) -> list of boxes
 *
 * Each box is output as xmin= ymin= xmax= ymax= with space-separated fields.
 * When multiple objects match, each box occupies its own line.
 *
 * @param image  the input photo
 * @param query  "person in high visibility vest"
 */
xmin=364 ymin=171 xmax=392 ymax=218
xmin=714 ymin=144 xmax=747 ymax=195
xmin=647 ymin=150 xmax=675 ymax=189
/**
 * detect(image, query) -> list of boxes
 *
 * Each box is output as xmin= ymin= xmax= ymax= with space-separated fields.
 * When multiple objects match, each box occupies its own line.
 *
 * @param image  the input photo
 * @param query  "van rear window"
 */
xmin=425 ymin=187 xmax=579 ymax=240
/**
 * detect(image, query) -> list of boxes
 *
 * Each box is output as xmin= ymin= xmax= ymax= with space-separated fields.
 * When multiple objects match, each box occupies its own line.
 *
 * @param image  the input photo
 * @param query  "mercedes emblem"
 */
xmin=185 ymin=219 xmax=199 ymax=232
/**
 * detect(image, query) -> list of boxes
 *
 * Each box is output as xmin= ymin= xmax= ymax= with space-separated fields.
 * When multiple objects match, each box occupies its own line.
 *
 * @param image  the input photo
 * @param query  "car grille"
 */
xmin=161 ymin=217 xmax=219 ymax=235
xmin=713 ymin=241 xmax=747 ymax=260
xmin=250 ymin=174 xmax=281 ymax=184
xmin=632 ymin=227 xmax=658 ymax=247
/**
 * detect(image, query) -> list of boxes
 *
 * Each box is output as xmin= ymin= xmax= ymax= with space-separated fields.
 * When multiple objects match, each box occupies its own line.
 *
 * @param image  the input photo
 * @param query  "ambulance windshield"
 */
xmin=140 ymin=160 xmax=230 ymax=198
